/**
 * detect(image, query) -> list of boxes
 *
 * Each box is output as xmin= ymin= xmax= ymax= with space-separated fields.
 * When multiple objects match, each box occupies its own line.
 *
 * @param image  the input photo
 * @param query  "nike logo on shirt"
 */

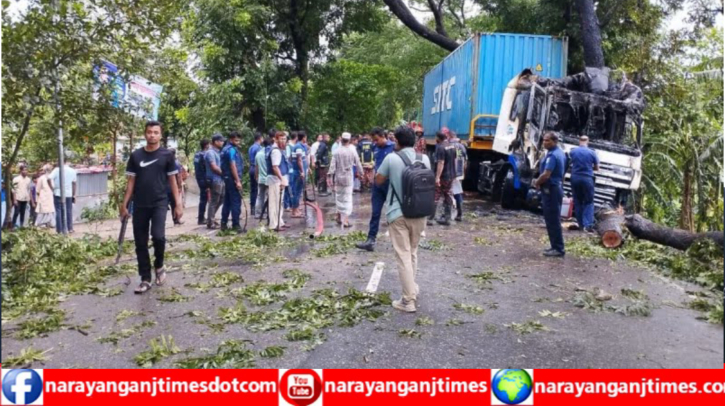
xmin=139 ymin=159 xmax=158 ymax=167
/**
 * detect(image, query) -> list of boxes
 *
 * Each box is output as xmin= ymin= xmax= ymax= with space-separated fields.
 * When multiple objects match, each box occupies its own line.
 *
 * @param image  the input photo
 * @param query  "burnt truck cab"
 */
xmin=478 ymin=69 xmax=644 ymax=210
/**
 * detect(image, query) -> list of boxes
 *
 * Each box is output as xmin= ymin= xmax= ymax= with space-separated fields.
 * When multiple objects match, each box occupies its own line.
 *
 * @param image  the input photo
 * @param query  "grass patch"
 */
xmin=398 ymin=329 xmax=422 ymax=338
xmin=415 ymin=316 xmax=435 ymax=326
xmin=157 ymin=288 xmax=191 ymax=303
xmin=466 ymin=272 xmax=501 ymax=285
xmin=16 ymin=310 xmax=66 ymax=339
xmin=176 ymin=340 xmax=255 ymax=368
xmin=260 ymin=346 xmax=286 ymax=358
xmin=1 ymin=229 xmax=126 ymax=323
xmin=134 ymin=335 xmax=181 ymax=367
xmin=506 ymin=320 xmax=549 ymax=335
xmin=97 ymin=320 xmax=157 ymax=345
xmin=312 ymin=231 xmax=367 ymax=257
xmin=3 ymin=347 xmax=52 ymax=368
xmin=569 ymin=237 xmax=723 ymax=292
xmin=453 ymin=303 xmax=484 ymax=315
xmin=175 ymin=230 xmax=286 ymax=265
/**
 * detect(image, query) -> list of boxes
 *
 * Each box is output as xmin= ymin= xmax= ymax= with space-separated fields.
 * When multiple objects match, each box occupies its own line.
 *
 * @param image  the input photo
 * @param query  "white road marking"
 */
xmin=365 ymin=262 xmax=385 ymax=293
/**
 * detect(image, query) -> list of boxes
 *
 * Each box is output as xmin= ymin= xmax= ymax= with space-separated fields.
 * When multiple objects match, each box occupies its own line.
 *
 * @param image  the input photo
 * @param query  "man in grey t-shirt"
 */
xmin=376 ymin=126 xmax=431 ymax=313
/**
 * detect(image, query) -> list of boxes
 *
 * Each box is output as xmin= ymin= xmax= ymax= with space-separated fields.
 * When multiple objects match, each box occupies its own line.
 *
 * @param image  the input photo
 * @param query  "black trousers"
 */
xmin=132 ymin=205 xmax=168 ymax=282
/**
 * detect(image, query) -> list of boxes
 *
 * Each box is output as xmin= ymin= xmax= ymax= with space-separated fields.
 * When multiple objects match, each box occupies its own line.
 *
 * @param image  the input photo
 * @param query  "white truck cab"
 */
xmin=480 ymin=69 xmax=644 ymax=210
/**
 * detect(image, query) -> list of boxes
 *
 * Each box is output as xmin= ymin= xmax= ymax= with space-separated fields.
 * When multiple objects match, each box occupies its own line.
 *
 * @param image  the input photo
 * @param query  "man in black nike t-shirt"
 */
xmin=120 ymin=120 xmax=183 ymax=294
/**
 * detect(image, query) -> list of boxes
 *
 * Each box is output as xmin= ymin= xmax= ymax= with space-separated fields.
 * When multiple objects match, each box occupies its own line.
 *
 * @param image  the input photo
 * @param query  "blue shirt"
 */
xmin=540 ymin=146 xmax=566 ymax=187
xmin=221 ymin=144 xmax=244 ymax=180
xmin=248 ymin=143 xmax=261 ymax=170
xmin=193 ymin=150 xmax=207 ymax=180
xmin=292 ymin=142 xmax=309 ymax=174
xmin=569 ymin=146 xmax=599 ymax=178
xmin=204 ymin=148 xmax=222 ymax=183
xmin=373 ymin=141 xmax=395 ymax=171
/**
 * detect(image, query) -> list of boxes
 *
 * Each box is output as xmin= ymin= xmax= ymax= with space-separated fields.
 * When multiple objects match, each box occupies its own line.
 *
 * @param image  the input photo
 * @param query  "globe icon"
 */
xmin=492 ymin=369 xmax=532 ymax=405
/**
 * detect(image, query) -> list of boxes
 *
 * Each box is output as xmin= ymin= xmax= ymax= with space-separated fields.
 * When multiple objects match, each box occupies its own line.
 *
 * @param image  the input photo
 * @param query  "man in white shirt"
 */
xmin=49 ymin=163 xmax=77 ymax=233
xmin=12 ymin=165 xmax=32 ymax=228
xmin=327 ymin=132 xmax=363 ymax=228
xmin=267 ymin=131 xmax=290 ymax=232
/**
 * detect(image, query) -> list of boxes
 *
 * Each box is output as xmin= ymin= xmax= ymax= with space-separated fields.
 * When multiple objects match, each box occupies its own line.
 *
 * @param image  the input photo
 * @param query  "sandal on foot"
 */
xmin=155 ymin=267 xmax=167 ymax=286
xmin=134 ymin=281 xmax=152 ymax=294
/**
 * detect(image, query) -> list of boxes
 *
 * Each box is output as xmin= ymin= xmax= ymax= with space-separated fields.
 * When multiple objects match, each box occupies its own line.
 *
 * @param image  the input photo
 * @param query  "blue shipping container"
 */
xmin=422 ymin=33 xmax=568 ymax=141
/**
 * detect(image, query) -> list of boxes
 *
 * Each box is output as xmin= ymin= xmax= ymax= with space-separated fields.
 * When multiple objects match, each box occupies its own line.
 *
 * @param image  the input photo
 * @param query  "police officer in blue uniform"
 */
xmin=569 ymin=135 xmax=599 ymax=232
xmin=356 ymin=127 xmax=396 ymax=252
xmin=534 ymin=132 xmax=567 ymax=257
xmin=193 ymin=139 xmax=210 ymax=225
xmin=220 ymin=131 xmax=245 ymax=233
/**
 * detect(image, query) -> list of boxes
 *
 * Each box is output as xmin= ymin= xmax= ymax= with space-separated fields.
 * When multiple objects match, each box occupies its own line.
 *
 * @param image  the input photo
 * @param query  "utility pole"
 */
xmin=53 ymin=0 xmax=67 ymax=234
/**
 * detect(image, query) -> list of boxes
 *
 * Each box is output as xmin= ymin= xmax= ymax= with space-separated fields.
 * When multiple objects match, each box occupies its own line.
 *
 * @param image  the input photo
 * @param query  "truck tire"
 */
xmin=500 ymin=169 xmax=518 ymax=210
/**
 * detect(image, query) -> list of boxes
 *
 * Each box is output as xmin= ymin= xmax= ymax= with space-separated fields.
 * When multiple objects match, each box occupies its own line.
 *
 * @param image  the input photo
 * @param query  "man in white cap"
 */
xmin=327 ymin=132 xmax=363 ymax=228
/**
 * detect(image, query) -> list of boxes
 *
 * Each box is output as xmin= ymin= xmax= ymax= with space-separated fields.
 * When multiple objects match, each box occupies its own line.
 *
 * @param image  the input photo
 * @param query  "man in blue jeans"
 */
xmin=356 ymin=127 xmax=396 ymax=252
xmin=194 ymin=139 xmax=210 ymax=225
xmin=220 ymin=131 xmax=244 ymax=233
xmin=569 ymin=135 xmax=599 ymax=232
xmin=534 ymin=132 xmax=567 ymax=257
xmin=248 ymin=132 xmax=263 ymax=217
xmin=289 ymin=131 xmax=308 ymax=218
xmin=50 ymin=162 xmax=77 ymax=234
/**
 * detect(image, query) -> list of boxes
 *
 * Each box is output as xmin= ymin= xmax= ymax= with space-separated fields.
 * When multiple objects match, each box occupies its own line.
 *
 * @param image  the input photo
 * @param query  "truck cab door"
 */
xmin=527 ymin=83 xmax=547 ymax=169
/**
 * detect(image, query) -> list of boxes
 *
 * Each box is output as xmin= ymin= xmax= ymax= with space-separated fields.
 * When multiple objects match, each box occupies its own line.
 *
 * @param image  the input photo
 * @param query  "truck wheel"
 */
xmin=500 ymin=169 xmax=518 ymax=210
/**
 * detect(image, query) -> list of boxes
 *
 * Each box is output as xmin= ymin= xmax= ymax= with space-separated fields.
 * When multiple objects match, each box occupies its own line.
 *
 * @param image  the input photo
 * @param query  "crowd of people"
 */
xmin=2 ymin=118 xmax=596 ymax=314
xmin=1 ymin=161 xmax=78 ymax=233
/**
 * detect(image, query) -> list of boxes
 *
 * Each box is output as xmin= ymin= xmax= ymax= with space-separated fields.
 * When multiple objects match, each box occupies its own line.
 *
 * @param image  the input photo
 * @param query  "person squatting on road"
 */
xmin=534 ymin=132 xmax=567 ymax=257
xmin=375 ymin=126 xmax=432 ymax=313
xmin=248 ymin=132 xmax=263 ymax=217
xmin=194 ymin=139 xmax=211 ymax=225
xmin=205 ymin=134 xmax=225 ymax=229
xmin=356 ymin=127 xmax=396 ymax=252
xmin=267 ymin=131 xmax=290 ymax=232
xmin=328 ymin=132 xmax=363 ymax=228
xmin=289 ymin=131 xmax=309 ymax=219
xmin=121 ymin=120 xmax=183 ymax=294
xmin=430 ymin=130 xmax=457 ymax=226
xmin=569 ymin=135 xmax=599 ymax=233
xmin=255 ymin=136 xmax=272 ymax=220
xmin=220 ymin=131 xmax=245 ymax=233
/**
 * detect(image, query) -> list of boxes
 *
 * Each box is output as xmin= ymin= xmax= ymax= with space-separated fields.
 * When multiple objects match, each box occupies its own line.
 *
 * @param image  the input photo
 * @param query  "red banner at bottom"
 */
xmin=2 ymin=367 xmax=725 ymax=406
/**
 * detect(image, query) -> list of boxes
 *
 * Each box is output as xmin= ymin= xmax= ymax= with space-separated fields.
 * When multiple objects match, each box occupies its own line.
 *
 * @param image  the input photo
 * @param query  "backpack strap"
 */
xmin=389 ymin=151 xmax=414 ymax=206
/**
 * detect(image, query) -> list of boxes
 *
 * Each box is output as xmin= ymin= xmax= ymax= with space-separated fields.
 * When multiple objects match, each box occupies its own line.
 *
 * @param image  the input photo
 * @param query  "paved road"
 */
xmin=2 ymin=191 xmax=722 ymax=368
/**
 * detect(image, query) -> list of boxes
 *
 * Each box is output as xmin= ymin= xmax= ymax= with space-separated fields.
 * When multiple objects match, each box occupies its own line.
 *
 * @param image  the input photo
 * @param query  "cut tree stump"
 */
xmin=624 ymin=214 xmax=724 ymax=251
xmin=595 ymin=208 xmax=625 ymax=248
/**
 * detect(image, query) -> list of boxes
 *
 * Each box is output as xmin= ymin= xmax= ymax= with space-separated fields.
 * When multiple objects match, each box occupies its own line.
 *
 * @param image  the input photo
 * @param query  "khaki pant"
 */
xmin=389 ymin=216 xmax=427 ymax=302
xmin=267 ymin=181 xmax=285 ymax=230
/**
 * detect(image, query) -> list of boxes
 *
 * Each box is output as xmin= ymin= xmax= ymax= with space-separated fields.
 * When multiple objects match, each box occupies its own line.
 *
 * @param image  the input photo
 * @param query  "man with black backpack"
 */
xmin=376 ymin=126 xmax=434 ymax=313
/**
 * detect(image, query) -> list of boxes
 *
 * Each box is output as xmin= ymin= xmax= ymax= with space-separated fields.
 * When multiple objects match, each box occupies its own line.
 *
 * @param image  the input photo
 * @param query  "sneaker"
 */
xmin=198 ymin=220 xmax=206 ymax=226
xmin=355 ymin=239 xmax=375 ymax=252
xmin=543 ymin=250 xmax=565 ymax=258
xmin=454 ymin=215 xmax=462 ymax=222
xmin=392 ymin=298 xmax=416 ymax=313
xmin=207 ymin=223 xmax=219 ymax=230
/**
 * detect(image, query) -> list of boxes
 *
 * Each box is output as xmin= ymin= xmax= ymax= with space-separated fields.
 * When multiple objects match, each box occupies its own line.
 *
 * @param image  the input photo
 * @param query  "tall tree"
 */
xmin=575 ymin=0 xmax=605 ymax=67
xmin=382 ymin=0 xmax=460 ymax=51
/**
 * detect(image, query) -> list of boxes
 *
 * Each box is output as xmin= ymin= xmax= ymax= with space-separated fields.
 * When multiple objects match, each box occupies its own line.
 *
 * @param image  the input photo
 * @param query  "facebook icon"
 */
xmin=1 ymin=369 xmax=43 ymax=405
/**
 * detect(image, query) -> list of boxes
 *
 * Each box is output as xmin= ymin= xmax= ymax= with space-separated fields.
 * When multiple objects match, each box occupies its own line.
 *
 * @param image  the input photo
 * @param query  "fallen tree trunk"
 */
xmin=624 ymin=214 xmax=724 ymax=251
xmin=596 ymin=209 xmax=625 ymax=248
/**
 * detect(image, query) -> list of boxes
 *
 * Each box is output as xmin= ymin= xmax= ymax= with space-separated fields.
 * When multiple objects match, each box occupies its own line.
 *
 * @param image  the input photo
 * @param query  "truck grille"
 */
xmin=563 ymin=179 xmax=618 ymax=209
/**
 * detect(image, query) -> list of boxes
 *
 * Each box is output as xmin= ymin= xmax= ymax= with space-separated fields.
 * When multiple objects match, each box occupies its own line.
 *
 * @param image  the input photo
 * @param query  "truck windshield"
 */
xmin=546 ymin=88 xmax=642 ymax=155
